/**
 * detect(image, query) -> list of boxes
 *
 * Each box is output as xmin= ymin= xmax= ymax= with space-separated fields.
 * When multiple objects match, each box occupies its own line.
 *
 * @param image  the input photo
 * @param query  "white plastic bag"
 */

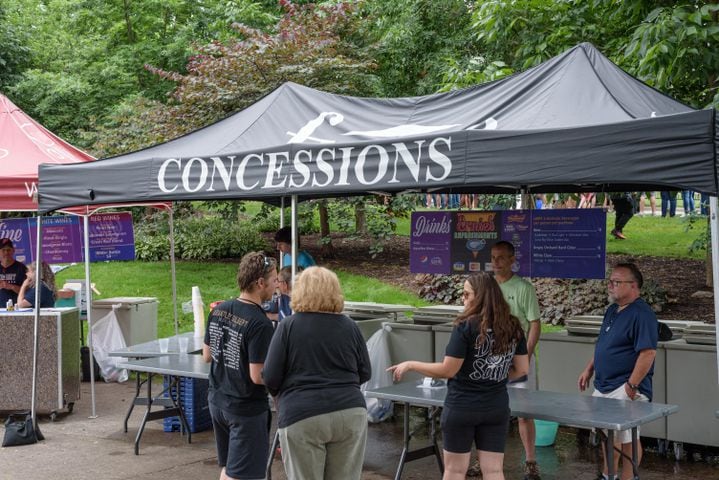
xmin=90 ymin=308 xmax=129 ymax=383
xmin=361 ymin=327 xmax=394 ymax=423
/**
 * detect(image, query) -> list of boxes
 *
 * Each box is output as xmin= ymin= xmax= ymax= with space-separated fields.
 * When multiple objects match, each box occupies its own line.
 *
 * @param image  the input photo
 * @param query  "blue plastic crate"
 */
xmin=162 ymin=376 xmax=212 ymax=433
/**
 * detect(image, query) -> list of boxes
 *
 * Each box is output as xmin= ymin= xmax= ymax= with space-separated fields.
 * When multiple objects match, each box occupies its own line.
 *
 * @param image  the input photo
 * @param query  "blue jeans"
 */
xmin=682 ymin=191 xmax=695 ymax=215
xmin=661 ymin=191 xmax=677 ymax=217
xmin=701 ymin=194 xmax=710 ymax=215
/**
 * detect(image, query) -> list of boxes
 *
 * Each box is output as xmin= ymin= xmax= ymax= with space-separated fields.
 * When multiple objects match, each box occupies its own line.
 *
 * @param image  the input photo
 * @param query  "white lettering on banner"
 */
xmin=24 ymin=182 xmax=38 ymax=198
xmin=182 ymin=158 xmax=208 ymax=192
xmin=312 ymin=148 xmax=335 ymax=187
xmin=155 ymin=136 xmax=454 ymax=194
xmin=0 ymin=222 xmax=23 ymax=242
xmin=208 ymin=156 xmax=235 ymax=192
xmin=158 ymin=158 xmax=180 ymax=192
xmin=413 ymin=215 xmax=452 ymax=237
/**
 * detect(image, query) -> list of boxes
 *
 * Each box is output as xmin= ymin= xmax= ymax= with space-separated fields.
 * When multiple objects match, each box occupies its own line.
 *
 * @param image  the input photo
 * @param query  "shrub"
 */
xmin=134 ymin=215 xmax=267 ymax=261
xmin=415 ymin=274 xmax=668 ymax=325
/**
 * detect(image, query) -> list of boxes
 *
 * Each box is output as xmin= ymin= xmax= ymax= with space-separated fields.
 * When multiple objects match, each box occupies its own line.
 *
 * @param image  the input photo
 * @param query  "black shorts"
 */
xmin=440 ymin=406 xmax=510 ymax=454
xmin=209 ymin=403 xmax=269 ymax=480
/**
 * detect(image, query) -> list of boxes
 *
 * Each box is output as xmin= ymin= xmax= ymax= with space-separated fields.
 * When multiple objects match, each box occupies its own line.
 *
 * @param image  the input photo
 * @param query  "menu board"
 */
xmin=0 ymin=212 xmax=135 ymax=264
xmin=410 ymin=209 xmax=606 ymax=279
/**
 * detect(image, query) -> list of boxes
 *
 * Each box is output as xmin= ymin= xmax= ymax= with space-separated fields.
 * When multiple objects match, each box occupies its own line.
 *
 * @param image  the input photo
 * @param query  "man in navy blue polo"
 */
xmin=578 ymin=262 xmax=658 ymax=480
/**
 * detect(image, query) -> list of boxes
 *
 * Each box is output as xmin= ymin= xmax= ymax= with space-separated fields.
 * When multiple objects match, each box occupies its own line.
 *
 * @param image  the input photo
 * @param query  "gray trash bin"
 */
xmin=91 ymin=297 xmax=158 ymax=346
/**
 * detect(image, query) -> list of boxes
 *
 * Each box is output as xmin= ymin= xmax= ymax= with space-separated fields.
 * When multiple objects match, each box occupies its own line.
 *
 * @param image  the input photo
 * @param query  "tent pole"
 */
xmin=30 ymin=215 xmax=43 ymax=429
xmin=279 ymin=197 xmax=285 ymax=267
xmin=169 ymin=207 xmax=178 ymax=336
xmin=710 ymin=196 xmax=719 ymax=384
xmin=291 ymin=195 xmax=298 ymax=279
xmin=83 ymin=215 xmax=97 ymax=418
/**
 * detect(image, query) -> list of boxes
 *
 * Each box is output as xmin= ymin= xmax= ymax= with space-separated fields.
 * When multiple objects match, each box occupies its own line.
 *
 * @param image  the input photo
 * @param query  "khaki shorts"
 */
xmin=592 ymin=384 xmax=648 ymax=444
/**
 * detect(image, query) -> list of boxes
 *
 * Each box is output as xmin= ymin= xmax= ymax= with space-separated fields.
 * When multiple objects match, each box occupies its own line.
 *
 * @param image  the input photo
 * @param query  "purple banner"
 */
xmin=531 ymin=209 xmax=605 ymax=279
xmin=409 ymin=212 xmax=452 ymax=274
xmin=87 ymin=212 xmax=135 ymax=262
xmin=501 ymin=211 xmax=531 ymax=276
xmin=450 ymin=211 xmax=500 ymax=274
xmin=0 ymin=213 xmax=135 ymax=264
xmin=409 ymin=209 xmax=606 ymax=279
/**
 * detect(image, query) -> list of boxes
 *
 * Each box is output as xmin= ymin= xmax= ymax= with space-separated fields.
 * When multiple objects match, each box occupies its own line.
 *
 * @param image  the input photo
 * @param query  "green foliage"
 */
xmin=360 ymin=0 xmax=474 ymax=96
xmin=622 ymin=3 xmax=719 ymax=107
xmin=134 ymin=214 xmax=267 ymax=261
xmin=685 ymin=213 xmax=710 ymax=254
xmin=0 ymin=4 xmax=30 ymax=88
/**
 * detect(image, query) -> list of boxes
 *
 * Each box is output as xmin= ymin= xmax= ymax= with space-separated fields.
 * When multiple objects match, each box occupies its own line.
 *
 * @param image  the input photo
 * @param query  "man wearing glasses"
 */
xmin=578 ymin=262 xmax=658 ymax=480
xmin=203 ymin=252 xmax=278 ymax=480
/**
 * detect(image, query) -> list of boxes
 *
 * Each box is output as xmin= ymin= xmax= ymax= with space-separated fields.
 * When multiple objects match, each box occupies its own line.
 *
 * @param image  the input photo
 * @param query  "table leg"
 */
xmin=267 ymin=429 xmax=281 ymax=480
xmin=134 ymin=372 xmax=154 ymax=455
xmin=124 ymin=368 xmax=144 ymax=432
xmin=631 ymin=428 xmax=639 ymax=479
xmin=394 ymin=402 xmax=411 ymax=480
xmin=606 ymin=430 xmax=616 ymax=480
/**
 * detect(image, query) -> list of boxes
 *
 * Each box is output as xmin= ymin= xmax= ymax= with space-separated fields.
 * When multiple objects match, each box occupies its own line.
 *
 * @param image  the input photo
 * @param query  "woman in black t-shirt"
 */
xmin=388 ymin=272 xmax=528 ymax=480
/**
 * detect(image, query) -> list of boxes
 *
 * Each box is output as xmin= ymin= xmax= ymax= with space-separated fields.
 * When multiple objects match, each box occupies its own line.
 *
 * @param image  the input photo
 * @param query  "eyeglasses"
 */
xmin=607 ymin=279 xmax=635 ymax=287
xmin=263 ymin=256 xmax=275 ymax=270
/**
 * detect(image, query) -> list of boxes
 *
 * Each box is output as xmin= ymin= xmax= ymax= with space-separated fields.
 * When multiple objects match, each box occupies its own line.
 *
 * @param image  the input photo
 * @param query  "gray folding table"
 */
xmin=110 ymin=333 xmax=204 ymax=435
xmin=117 ymin=352 xmax=209 ymax=455
xmin=365 ymin=382 xmax=679 ymax=480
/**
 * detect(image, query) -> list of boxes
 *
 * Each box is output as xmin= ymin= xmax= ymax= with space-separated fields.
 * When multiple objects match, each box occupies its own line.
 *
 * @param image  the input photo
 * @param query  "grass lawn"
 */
xmin=56 ymin=261 xmax=429 ymax=338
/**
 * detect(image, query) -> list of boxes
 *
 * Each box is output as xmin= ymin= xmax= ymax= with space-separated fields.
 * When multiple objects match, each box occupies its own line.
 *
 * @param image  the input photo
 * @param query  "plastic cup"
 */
xmin=178 ymin=337 xmax=189 ymax=353
xmin=158 ymin=338 xmax=169 ymax=353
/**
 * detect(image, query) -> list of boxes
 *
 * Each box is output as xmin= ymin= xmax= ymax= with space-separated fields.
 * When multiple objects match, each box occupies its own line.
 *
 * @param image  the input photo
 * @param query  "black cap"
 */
xmin=0 ymin=238 xmax=14 ymax=249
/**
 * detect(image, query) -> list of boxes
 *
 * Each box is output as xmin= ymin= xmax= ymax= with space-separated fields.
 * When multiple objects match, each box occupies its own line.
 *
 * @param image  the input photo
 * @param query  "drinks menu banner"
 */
xmin=0 ymin=212 xmax=135 ymax=264
xmin=410 ymin=209 xmax=606 ymax=279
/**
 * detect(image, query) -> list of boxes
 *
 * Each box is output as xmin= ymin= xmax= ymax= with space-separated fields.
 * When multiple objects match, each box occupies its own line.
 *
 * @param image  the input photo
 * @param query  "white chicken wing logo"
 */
xmin=287 ymin=112 xmax=497 ymax=144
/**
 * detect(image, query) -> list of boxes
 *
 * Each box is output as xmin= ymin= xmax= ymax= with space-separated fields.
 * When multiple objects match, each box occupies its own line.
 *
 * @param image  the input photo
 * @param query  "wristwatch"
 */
xmin=627 ymin=382 xmax=639 ymax=391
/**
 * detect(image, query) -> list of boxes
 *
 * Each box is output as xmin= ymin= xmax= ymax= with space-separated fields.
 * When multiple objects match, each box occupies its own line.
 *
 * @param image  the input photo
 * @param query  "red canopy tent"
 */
xmin=0 ymin=94 xmax=96 ymax=211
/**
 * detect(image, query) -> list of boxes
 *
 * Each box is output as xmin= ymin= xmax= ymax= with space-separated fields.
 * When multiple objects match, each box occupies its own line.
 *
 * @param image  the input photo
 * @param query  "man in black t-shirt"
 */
xmin=202 ymin=252 xmax=277 ymax=480
xmin=0 ymin=238 xmax=27 ymax=306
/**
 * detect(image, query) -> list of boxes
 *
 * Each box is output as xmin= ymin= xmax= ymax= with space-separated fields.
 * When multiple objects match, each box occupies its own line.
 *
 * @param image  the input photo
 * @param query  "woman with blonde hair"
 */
xmin=263 ymin=266 xmax=371 ymax=480
xmin=388 ymin=272 xmax=529 ymax=480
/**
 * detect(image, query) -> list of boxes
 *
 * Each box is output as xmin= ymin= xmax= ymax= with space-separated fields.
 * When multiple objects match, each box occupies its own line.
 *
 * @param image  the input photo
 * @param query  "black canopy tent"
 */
xmin=36 ymin=43 xmax=719 ymax=377
xmin=37 ymin=43 xmax=718 ymax=210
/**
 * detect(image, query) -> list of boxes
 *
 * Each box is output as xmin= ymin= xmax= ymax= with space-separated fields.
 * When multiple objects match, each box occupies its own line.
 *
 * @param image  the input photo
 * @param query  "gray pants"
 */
xmin=278 ymin=407 xmax=367 ymax=480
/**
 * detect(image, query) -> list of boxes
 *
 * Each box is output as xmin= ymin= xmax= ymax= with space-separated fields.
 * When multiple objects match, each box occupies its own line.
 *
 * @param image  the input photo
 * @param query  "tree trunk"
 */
xmin=123 ymin=0 xmax=136 ymax=43
xmin=318 ymin=202 xmax=335 ymax=258
xmin=355 ymin=202 xmax=367 ymax=234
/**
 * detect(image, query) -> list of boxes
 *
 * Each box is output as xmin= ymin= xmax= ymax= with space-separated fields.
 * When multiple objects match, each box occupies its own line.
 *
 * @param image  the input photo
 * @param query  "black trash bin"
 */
xmin=80 ymin=346 xmax=102 ymax=382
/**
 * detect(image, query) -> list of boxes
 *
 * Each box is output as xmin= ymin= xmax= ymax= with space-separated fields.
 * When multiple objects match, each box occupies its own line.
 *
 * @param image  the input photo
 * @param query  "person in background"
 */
xmin=609 ymin=193 xmax=634 ymax=239
xmin=202 ymin=252 xmax=277 ymax=480
xmin=275 ymin=226 xmax=316 ymax=269
xmin=388 ymin=272 xmax=528 ymax=480
xmin=486 ymin=241 xmax=542 ymax=480
xmin=660 ymin=191 xmax=677 ymax=217
xmin=700 ymin=193 xmax=710 ymax=215
xmin=263 ymin=266 xmax=295 ymax=325
xmin=638 ymin=192 xmax=657 ymax=216
xmin=578 ymin=263 xmax=657 ymax=480
xmin=0 ymin=238 xmax=27 ymax=306
xmin=681 ymin=190 xmax=695 ymax=216
xmin=263 ymin=266 xmax=371 ymax=480
xmin=17 ymin=263 xmax=56 ymax=308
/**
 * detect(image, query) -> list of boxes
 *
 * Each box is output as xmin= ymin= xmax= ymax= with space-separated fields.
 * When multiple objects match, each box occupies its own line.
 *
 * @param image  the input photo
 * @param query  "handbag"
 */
xmin=2 ymin=412 xmax=44 ymax=447
xmin=658 ymin=321 xmax=673 ymax=342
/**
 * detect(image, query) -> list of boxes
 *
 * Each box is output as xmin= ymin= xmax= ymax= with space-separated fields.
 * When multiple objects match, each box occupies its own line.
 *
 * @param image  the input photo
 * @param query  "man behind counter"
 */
xmin=0 ymin=238 xmax=27 ymax=306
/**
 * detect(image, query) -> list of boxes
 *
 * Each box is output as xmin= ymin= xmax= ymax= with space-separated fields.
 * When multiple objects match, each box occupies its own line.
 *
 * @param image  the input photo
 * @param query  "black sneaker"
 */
xmin=524 ymin=460 xmax=541 ymax=480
